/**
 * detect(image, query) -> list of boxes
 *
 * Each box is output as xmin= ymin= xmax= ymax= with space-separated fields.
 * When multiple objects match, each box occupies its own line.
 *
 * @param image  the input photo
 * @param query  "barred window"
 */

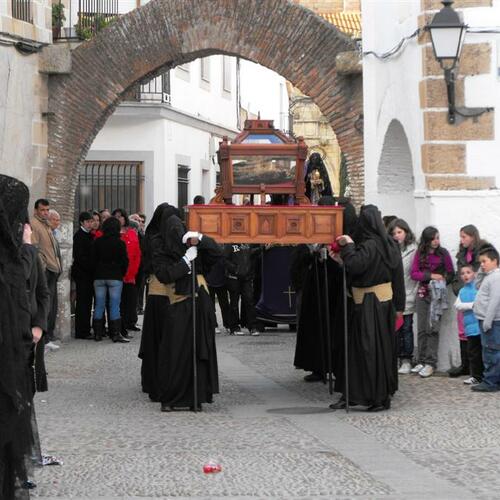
xmin=11 ymin=0 xmax=32 ymax=23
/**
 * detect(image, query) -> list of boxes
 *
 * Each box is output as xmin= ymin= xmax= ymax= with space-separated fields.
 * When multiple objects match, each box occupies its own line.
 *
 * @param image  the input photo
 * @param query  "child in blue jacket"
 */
xmin=455 ymin=263 xmax=483 ymax=385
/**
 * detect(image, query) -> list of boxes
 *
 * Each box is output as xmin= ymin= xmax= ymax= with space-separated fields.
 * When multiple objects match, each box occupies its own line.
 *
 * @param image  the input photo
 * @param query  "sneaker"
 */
xmin=215 ymin=327 xmax=223 ymax=334
xmin=410 ymin=363 xmax=424 ymax=374
xmin=464 ymin=377 xmax=480 ymax=385
xmin=45 ymin=341 xmax=60 ymax=352
xmin=233 ymin=330 xmax=246 ymax=336
xmin=250 ymin=329 xmax=260 ymax=336
xmin=419 ymin=365 xmax=434 ymax=378
xmin=398 ymin=360 xmax=412 ymax=375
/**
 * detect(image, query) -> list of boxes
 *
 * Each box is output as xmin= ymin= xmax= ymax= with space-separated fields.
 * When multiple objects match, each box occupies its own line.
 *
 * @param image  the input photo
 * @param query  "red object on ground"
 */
xmin=203 ymin=463 xmax=222 ymax=474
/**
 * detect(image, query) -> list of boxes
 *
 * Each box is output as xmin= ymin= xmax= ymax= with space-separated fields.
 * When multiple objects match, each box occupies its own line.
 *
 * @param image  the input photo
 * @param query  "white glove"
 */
xmin=182 ymin=231 xmax=202 ymax=244
xmin=184 ymin=245 xmax=198 ymax=262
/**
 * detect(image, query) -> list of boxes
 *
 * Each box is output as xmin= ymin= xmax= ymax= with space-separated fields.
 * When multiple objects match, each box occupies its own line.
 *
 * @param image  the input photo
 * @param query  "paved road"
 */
xmin=33 ymin=324 xmax=500 ymax=499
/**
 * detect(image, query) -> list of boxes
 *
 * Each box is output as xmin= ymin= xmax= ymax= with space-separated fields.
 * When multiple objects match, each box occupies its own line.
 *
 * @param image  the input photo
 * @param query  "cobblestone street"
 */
xmin=33 ymin=324 xmax=500 ymax=499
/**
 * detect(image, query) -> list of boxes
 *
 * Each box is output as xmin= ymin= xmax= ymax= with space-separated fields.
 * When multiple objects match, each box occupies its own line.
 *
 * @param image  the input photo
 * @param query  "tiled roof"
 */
xmin=320 ymin=11 xmax=361 ymax=39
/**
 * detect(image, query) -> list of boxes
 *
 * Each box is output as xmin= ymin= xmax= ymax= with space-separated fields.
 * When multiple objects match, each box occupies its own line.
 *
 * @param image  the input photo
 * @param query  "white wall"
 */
xmin=171 ymin=56 xmax=238 ymax=130
xmin=240 ymin=60 xmax=288 ymax=129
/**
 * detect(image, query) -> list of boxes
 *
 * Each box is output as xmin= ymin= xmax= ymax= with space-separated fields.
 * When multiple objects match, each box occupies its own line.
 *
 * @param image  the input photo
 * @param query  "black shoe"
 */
xmin=92 ymin=318 xmax=105 ymax=342
xmin=329 ymin=398 xmax=346 ymax=410
xmin=448 ymin=365 xmax=468 ymax=377
xmin=112 ymin=333 xmax=130 ymax=343
xmin=304 ymin=372 xmax=323 ymax=382
xmin=161 ymin=403 xmax=173 ymax=412
xmin=121 ymin=330 xmax=133 ymax=340
xmin=128 ymin=325 xmax=141 ymax=332
xmin=75 ymin=333 xmax=93 ymax=340
xmin=367 ymin=399 xmax=391 ymax=412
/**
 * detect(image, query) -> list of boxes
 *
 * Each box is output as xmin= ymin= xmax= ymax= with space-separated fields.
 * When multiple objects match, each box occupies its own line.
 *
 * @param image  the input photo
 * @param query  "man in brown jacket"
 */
xmin=31 ymin=198 xmax=62 ymax=343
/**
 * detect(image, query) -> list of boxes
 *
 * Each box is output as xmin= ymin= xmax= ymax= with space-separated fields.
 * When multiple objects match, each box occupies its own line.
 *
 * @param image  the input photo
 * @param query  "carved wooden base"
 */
xmin=187 ymin=205 xmax=344 ymax=244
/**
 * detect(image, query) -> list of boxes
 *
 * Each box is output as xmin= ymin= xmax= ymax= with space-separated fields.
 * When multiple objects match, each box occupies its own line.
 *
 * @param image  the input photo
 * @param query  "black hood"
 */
xmin=354 ymin=204 xmax=400 ymax=269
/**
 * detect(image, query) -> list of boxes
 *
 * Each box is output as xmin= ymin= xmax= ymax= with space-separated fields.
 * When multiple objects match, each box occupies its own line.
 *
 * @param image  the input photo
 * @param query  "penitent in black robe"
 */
xmin=293 ymin=248 xmax=345 ymax=383
xmin=155 ymin=215 xmax=221 ymax=409
xmin=339 ymin=237 xmax=405 ymax=407
xmin=139 ymin=203 xmax=179 ymax=402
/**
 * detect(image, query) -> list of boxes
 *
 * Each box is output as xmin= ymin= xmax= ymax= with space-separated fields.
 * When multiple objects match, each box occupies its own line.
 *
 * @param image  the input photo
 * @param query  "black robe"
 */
xmin=155 ymin=215 xmax=221 ymax=408
xmin=293 ymin=248 xmax=345 ymax=382
xmin=139 ymin=203 xmax=179 ymax=402
xmin=339 ymin=238 xmax=405 ymax=406
xmin=0 ymin=175 xmax=41 ymax=499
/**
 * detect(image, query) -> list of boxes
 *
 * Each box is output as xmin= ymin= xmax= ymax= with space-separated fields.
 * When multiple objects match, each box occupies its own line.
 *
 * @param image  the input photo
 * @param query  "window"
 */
xmin=11 ymin=0 xmax=32 ymax=23
xmin=177 ymin=165 xmax=190 ymax=220
xmin=200 ymin=58 xmax=210 ymax=82
xmin=75 ymin=161 xmax=144 ymax=227
xmin=176 ymin=62 xmax=190 ymax=82
xmin=222 ymin=56 xmax=232 ymax=93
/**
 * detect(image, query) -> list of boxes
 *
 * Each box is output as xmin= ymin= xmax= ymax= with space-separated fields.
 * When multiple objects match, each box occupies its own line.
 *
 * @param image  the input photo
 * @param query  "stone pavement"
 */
xmin=33 ymin=325 xmax=500 ymax=499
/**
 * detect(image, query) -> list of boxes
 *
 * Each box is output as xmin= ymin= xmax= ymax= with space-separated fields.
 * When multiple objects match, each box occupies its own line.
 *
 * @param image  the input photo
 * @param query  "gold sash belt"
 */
xmin=148 ymin=274 xmax=208 ymax=305
xmin=351 ymin=282 xmax=393 ymax=305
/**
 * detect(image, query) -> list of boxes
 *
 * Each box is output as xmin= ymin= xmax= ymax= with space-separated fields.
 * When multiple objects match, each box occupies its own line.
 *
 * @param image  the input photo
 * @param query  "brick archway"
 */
xmin=47 ymin=0 xmax=363 ymax=219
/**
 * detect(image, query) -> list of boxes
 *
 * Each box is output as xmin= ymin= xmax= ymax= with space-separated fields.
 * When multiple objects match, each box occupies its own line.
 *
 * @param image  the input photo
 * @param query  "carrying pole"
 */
xmin=313 ymin=255 xmax=326 ymax=383
xmin=342 ymin=264 xmax=349 ymax=413
xmin=192 ymin=259 xmax=198 ymax=413
xmin=321 ymin=248 xmax=333 ymax=395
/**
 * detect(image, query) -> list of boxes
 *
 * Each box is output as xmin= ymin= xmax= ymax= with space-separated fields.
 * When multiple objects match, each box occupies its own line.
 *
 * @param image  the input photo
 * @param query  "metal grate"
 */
xmin=75 ymin=161 xmax=144 ymax=226
xmin=136 ymin=72 xmax=171 ymax=104
xmin=11 ymin=0 xmax=32 ymax=23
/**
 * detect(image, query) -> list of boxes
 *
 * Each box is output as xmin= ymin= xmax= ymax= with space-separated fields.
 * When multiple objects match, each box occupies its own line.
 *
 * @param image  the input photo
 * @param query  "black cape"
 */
xmin=155 ymin=214 xmax=221 ymax=408
xmin=339 ymin=205 xmax=405 ymax=406
xmin=139 ymin=203 xmax=179 ymax=401
xmin=0 ymin=175 xmax=41 ymax=499
xmin=293 ymin=248 xmax=345 ymax=382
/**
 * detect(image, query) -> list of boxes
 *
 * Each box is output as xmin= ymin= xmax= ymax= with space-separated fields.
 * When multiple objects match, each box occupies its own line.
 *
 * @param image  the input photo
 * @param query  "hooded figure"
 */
xmin=293 ymin=195 xmax=358 ymax=384
xmin=0 ymin=175 xmax=42 ymax=499
xmin=331 ymin=204 xmax=405 ymax=412
xmin=139 ymin=203 xmax=181 ymax=401
xmin=153 ymin=211 xmax=222 ymax=411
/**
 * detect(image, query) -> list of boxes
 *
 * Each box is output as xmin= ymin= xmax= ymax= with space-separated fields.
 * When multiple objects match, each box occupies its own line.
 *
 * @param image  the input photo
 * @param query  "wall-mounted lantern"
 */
xmin=426 ymin=0 xmax=491 ymax=124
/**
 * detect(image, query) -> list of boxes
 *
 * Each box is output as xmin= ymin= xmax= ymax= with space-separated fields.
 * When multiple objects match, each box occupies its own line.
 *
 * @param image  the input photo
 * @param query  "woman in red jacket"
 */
xmin=112 ymin=208 xmax=141 ymax=337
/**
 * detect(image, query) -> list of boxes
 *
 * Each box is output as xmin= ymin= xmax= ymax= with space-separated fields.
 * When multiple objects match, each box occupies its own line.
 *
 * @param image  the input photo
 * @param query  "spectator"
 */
xmin=99 ymin=208 xmax=111 ymax=222
xmin=112 ymin=208 xmax=141 ymax=336
xmin=91 ymin=210 xmax=103 ymax=239
xmin=206 ymin=248 xmax=231 ymax=334
xmin=72 ymin=211 xmax=95 ymax=339
xmin=388 ymin=219 xmax=418 ymax=375
xmin=193 ymin=195 xmax=205 ymax=205
xmin=472 ymin=246 xmax=500 ymax=392
xmin=130 ymin=214 xmax=146 ymax=315
xmin=30 ymin=198 xmax=62 ymax=346
xmin=48 ymin=209 xmax=62 ymax=242
xmin=91 ymin=217 xmax=129 ymax=343
xmin=410 ymin=226 xmax=454 ymax=378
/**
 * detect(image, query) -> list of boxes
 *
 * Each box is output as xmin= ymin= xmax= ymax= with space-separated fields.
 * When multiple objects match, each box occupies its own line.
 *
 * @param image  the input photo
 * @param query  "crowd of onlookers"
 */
xmin=384 ymin=216 xmax=500 ymax=392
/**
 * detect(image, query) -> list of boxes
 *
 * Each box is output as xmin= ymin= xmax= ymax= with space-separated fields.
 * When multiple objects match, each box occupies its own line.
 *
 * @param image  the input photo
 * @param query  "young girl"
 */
xmin=449 ymin=225 xmax=487 ymax=377
xmin=388 ymin=219 xmax=418 ymax=374
xmin=454 ymin=264 xmax=483 ymax=385
xmin=410 ymin=226 xmax=454 ymax=377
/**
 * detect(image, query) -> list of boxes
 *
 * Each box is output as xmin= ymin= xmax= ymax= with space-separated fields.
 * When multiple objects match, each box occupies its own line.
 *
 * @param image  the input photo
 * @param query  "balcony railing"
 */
xmin=124 ymin=73 xmax=172 ymax=105
xmin=53 ymin=0 xmax=119 ymax=41
xmin=12 ymin=0 xmax=32 ymax=23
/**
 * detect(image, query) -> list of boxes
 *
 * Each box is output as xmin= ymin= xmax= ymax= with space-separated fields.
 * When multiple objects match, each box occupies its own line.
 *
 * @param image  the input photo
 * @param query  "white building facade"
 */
xmin=86 ymin=55 xmax=288 ymax=220
xmin=363 ymin=0 xmax=500 ymax=369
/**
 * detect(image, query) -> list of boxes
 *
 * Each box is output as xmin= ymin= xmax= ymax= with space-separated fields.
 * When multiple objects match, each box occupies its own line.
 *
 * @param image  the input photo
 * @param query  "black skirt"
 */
xmin=138 ymin=295 xmax=170 ymax=401
xmin=338 ymin=293 xmax=397 ymax=406
xmin=157 ymin=287 xmax=219 ymax=407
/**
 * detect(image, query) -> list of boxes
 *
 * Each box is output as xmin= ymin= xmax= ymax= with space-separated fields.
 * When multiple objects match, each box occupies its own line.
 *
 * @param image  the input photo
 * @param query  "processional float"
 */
xmin=187 ymin=119 xmax=349 ymax=412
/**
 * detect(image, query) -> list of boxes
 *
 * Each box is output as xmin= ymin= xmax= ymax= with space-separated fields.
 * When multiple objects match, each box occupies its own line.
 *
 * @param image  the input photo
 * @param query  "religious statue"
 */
xmin=304 ymin=152 xmax=332 ymax=205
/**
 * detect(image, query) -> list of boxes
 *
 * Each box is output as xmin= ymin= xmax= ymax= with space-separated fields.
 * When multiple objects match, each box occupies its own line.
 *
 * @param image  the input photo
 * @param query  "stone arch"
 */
xmin=377 ymin=119 xmax=415 ymax=225
xmin=47 ymin=0 xmax=364 ymax=220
